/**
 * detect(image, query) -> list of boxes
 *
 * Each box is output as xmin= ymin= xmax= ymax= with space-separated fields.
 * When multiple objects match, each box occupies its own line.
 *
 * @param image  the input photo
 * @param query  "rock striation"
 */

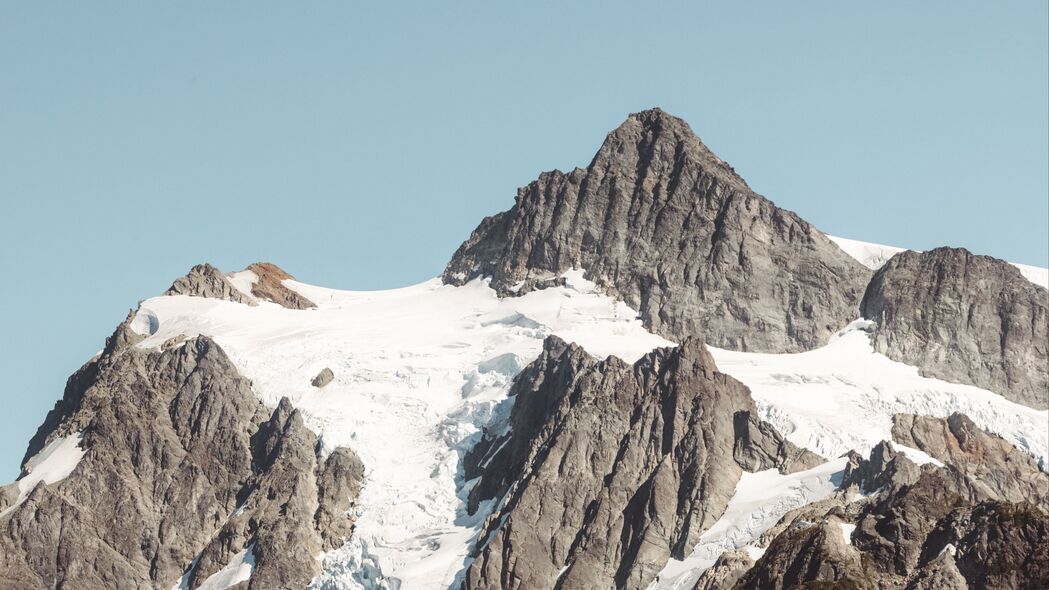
xmin=444 ymin=108 xmax=871 ymax=352
xmin=860 ymin=247 xmax=1049 ymax=409
xmin=0 ymin=316 xmax=362 ymax=590
xmin=695 ymin=415 xmax=1049 ymax=589
xmin=460 ymin=336 xmax=822 ymax=590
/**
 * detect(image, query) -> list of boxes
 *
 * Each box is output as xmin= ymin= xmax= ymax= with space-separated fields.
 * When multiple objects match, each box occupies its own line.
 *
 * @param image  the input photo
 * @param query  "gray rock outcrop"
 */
xmin=704 ymin=416 xmax=1049 ymax=589
xmin=165 ymin=262 xmax=316 ymax=310
xmin=166 ymin=262 xmax=258 ymax=305
xmin=860 ymin=247 xmax=1049 ymax=409
xmin=892 ymin=412 xmax=1049 ymax=503
xmin=444 ymin=108 xmax=871 ymax=352
xmin=312 ymin=367 xmax=335 ymax=388
xmin=0 ymin=315 xmax=363 ymax=590
xmin=460 ymin=336 xmax=823 ymax=590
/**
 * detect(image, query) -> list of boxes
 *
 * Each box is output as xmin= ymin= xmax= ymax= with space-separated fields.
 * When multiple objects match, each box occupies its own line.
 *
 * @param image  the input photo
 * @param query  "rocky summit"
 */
xmin=444 ymin=108 xmax=872 ymax=353
xmin=1 ymin=109 xmax=1046 ymax=590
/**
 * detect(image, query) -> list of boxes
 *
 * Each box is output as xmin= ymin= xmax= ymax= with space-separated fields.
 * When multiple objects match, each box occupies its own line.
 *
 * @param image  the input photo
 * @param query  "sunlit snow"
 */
xmin=172 ymin=544 xmax=256 ymax=590
xmin=129 ymin=258 xmax=1048 ymax=589
xmin=135 ymin=271 xmax=670 ymax=590
xmin=0 ymin=432 xmax=85 ymax=518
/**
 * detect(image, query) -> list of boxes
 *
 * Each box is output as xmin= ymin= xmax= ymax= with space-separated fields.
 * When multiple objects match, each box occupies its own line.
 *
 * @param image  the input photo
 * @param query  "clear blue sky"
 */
xmin=1 ymin=2 xmax=1046 ymax=478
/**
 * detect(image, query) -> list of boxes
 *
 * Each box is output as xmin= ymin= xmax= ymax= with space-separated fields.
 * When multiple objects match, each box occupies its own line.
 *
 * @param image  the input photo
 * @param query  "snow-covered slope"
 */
xmin=129 ymin=256 xmax=1048 ymax=589
xmin=828 ymin=235 xmax=1049 ymax=288
xmin=132 ymin=271 xmax=670 ymax=590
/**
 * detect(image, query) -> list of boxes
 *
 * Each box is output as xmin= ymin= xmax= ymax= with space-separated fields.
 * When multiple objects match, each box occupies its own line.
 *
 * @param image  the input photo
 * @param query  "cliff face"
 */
xmin=460 ymin=336 xmax=822 ymax=590
xmin=0 ymin=317 xmax=362 ymax=590
xmin=444 ymin=109 xmax=871 ymax=353
xmin=861 ymin=247 xmax=1049 ymax=409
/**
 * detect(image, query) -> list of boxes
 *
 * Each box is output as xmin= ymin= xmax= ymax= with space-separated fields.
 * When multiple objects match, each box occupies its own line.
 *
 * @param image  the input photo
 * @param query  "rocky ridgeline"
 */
xmin=693 ymin=413 xmax=1048 ymax=590
xmin=167 ymin=261 xmax=317 ymax=309
xmin=444 ymin=108 xmax=872 ymax=353
xmin=861 ymin=247 xmax=1049 ymax=409
xmin=461 ymin=336 xmax=822 ymax=590
xmin=0 ymin=316 xmax=362 ymax=590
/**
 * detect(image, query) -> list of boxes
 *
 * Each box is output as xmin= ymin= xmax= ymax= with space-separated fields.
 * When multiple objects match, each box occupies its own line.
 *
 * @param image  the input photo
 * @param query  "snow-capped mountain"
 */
xmin=1 ymin=109 xmax=1046 ymax=590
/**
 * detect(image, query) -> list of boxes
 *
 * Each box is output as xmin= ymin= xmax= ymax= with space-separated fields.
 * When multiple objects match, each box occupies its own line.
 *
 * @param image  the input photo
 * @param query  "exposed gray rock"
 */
xmin=733 ymin=410 xmax=825 ymax=475
xmin=460 ymin=336 xmax=825 ymax=590
xmin=164 ymin=262 xmax=317 ymax=310
xmin=892 ymin=412 xmax=1049 ymax=503
xmin=315 ymin=447 xmax=365 ymax=551
xmin=312 ymin=367 xmax=335 ymax=388
xmin=721 ymin=416 xmax=1049 ymax=590
xmin=244 ymin=262 xmax=317 ymax=310
xmin=0 ymin=314 xmax=362 ymax=590
xmin=444 ymin=108 xmax=871 ymax=353
xmin=166 ymin=262 xmax=258 ymax=305
xmin=861 ymin=247 xmax=1049 ymax=409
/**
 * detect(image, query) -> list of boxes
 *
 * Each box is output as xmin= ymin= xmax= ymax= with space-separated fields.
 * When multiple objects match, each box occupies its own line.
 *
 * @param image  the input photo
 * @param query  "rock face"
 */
xmin=244 ymin=262 xmax=317 ymax=310
xmin=892 ymin=412 xmax=1049 ymax=501
xmin=702 ymin=416 xmax=1049 ymax=590
xmin=460 ymin=336 xmax=823 ymax=590
xmin=444 ymin=108 xmax=871 ymax=352
xmin=860 ymin=247 xmax=1049 ymax=409
xmin=166 ymin=263 xmax=257 ymax=305
xmin=0 ymin=317 xmax=362 ymax=590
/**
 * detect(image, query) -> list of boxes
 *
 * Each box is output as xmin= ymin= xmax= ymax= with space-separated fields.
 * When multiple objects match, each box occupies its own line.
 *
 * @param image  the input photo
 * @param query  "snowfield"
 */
xmin=133 ymin=271 xmax=670 ymax=590
xmin=126 ymin=245 xmax=1048 ymax=589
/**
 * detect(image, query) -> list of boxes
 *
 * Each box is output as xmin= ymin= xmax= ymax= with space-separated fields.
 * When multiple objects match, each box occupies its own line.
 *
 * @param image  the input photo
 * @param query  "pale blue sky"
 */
xmin=1 ymin=2 xmax=1046 ymax=477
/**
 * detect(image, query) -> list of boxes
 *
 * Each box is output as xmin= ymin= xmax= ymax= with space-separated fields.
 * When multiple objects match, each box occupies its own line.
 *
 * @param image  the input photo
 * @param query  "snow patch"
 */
xmin=839 ymin=522 xmax=856 ymax=545
xmin=649 ymin=458 xmax=847 ymax=590
xmin=227 ymin=270 xmax=259 ymax=299
xmin=1 ymin=432 xmax=86 ymax=517
xmin=889 ymin=442 xmax=945 ymax=467
xmin=172 ymin=544 xmax=256 ymax=590
xmin=827 ymin=235 xmax=907 ymax=271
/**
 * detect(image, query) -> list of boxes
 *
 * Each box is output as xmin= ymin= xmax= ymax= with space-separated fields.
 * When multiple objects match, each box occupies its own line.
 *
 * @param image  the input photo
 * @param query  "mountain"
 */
xmin=1 ymin=110 xmax=1046 ymax=590
xmin=444 ymin=109 xmax=872 ymax=353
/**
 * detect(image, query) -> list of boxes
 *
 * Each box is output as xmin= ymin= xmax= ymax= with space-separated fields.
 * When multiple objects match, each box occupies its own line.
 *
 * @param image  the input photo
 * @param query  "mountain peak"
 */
xmin=444 ymin=110 xmax=870 ymax=353
xmin=592 ymin=107 xmax=750 ymax=191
